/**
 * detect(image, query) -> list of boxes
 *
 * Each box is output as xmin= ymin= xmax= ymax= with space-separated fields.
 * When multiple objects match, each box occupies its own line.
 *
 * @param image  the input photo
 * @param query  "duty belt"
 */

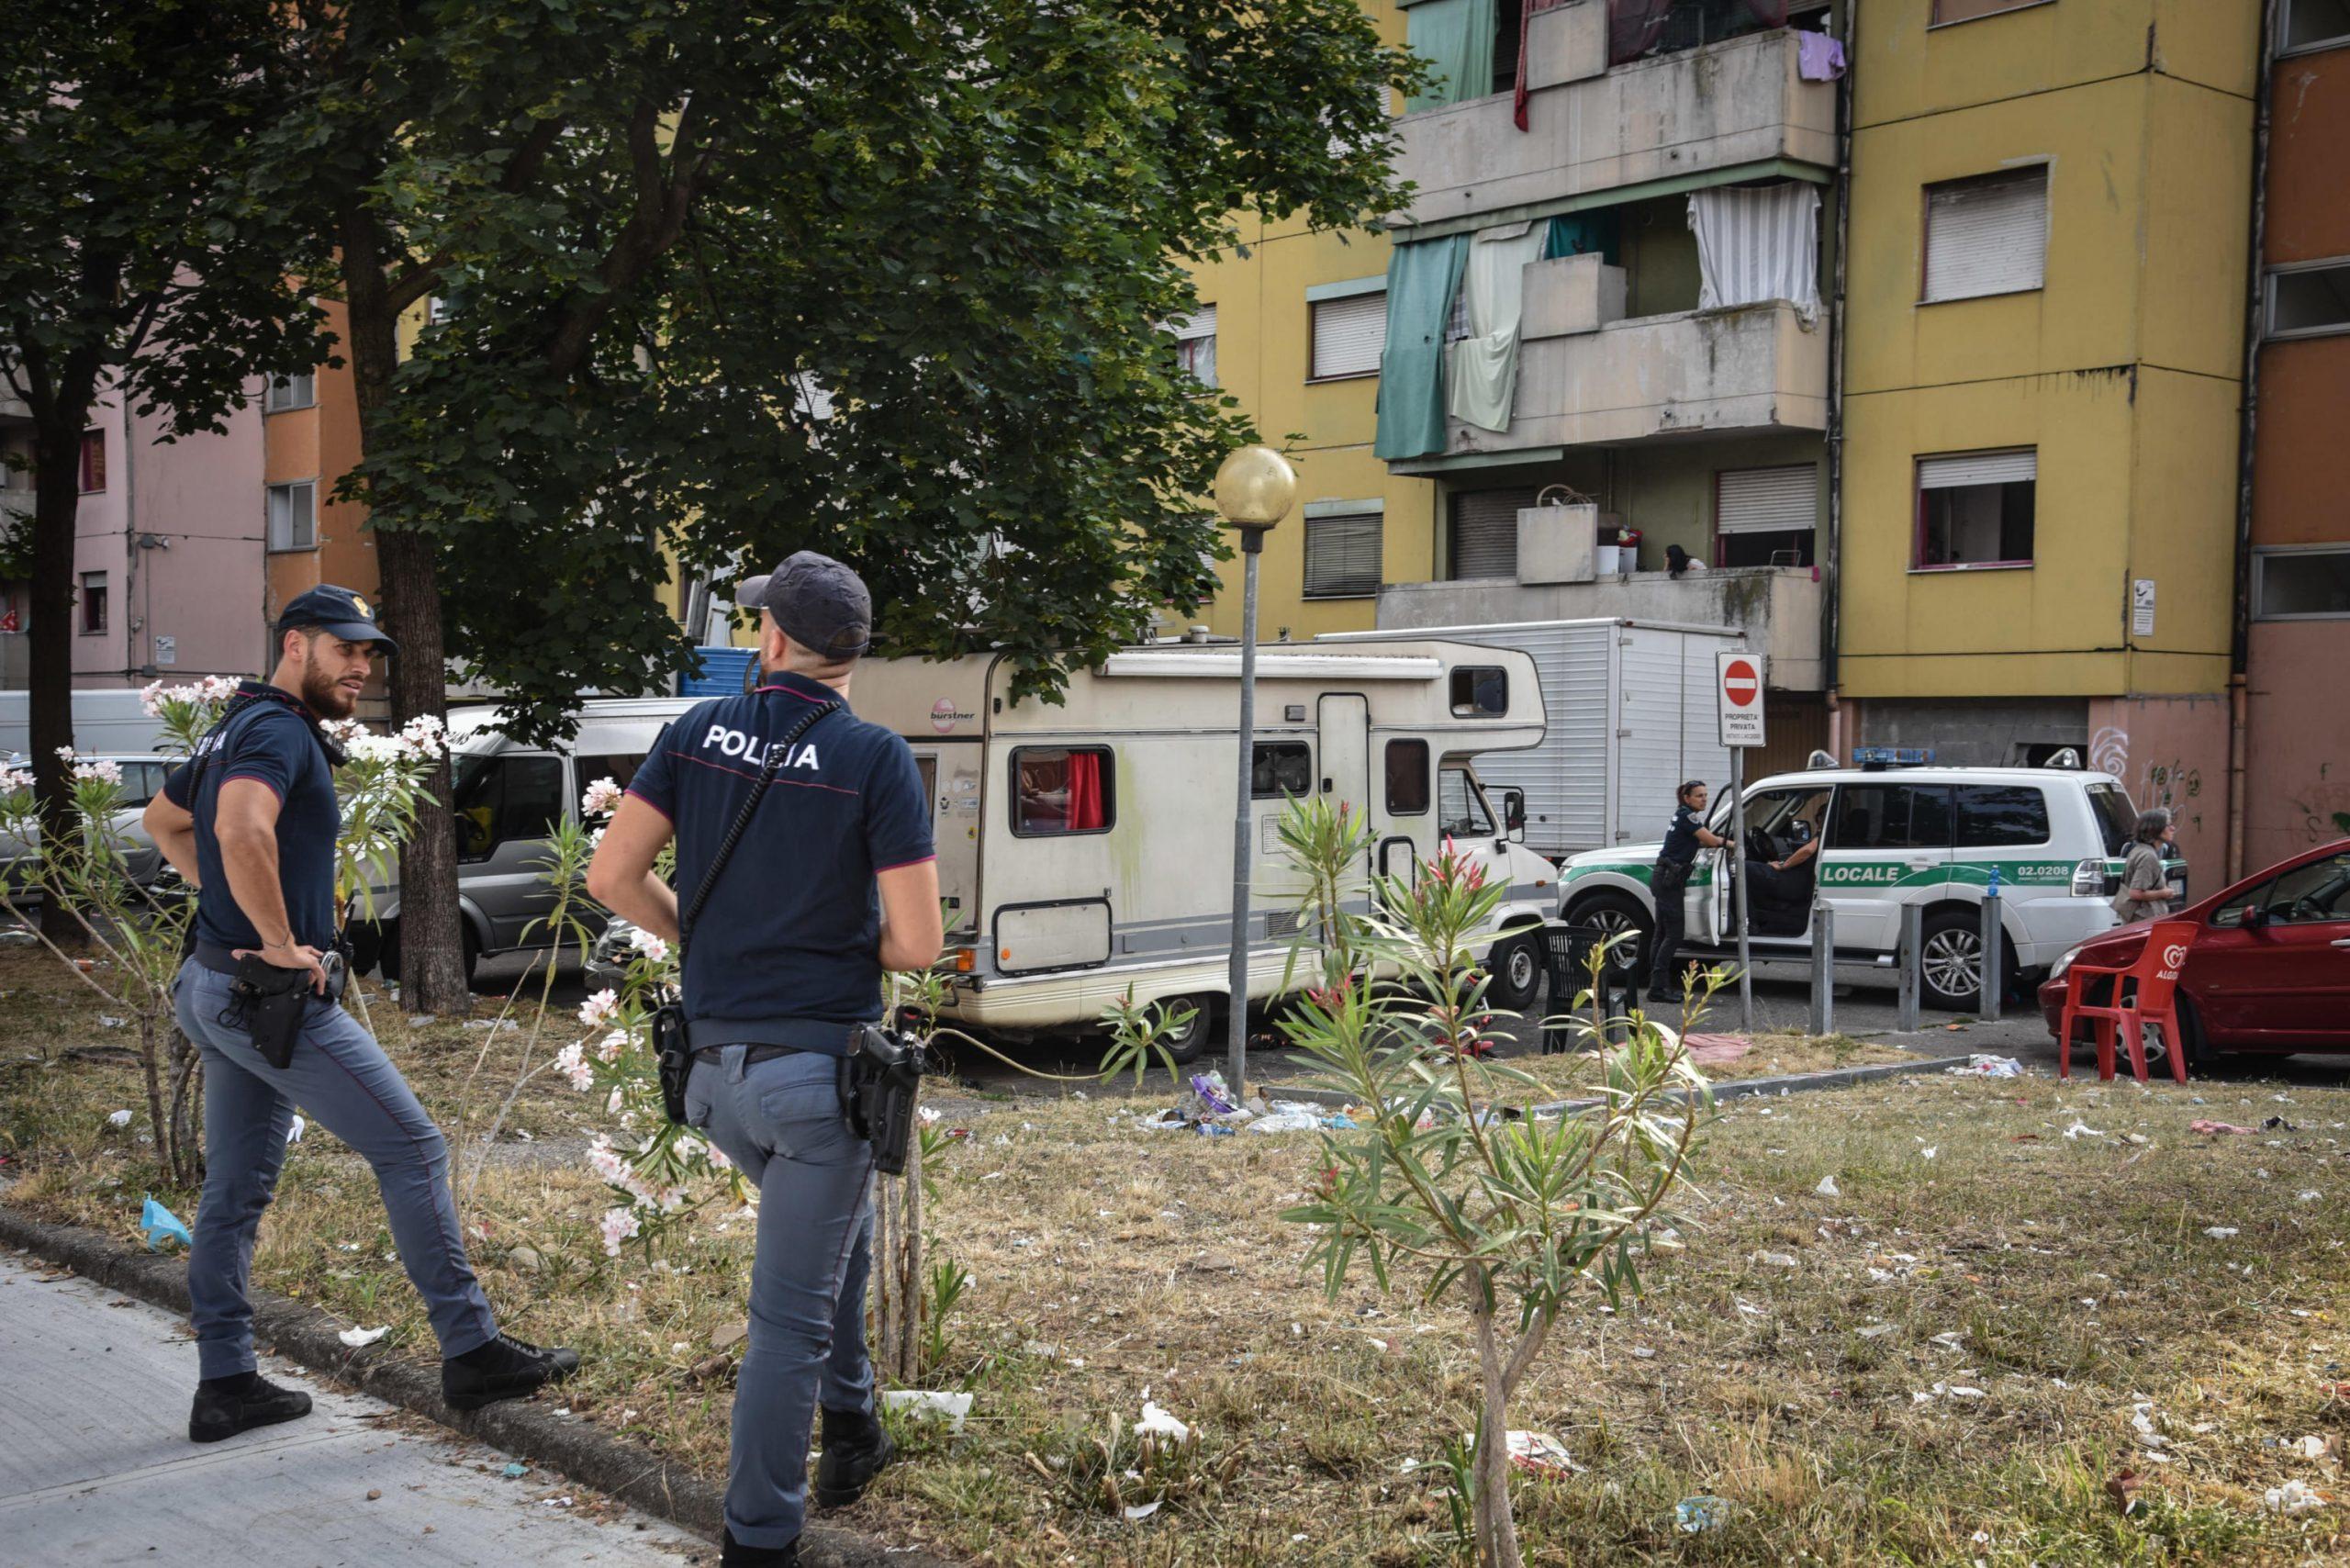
xmin=681 ymin=1016 xmax=864 ymax=1057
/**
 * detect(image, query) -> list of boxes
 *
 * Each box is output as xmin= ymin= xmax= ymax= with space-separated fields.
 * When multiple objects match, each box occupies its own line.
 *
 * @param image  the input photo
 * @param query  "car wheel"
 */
xmin=1570 ymin=892 xmax=1652 ymax=976
xmin=2174 ymin=993 xmax=2221 ymax=1075
xmin=1480 ymin=929 xmax=1546 ymax=1013
xmin=1157 ymin=995 xmax=1217 ymax=1067
xmin=1919 ymin=909 xmax=2009 ymax=1013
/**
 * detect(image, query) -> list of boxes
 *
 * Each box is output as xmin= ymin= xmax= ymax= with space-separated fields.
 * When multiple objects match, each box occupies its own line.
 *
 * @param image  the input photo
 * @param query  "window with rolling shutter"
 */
xmin=1304 ymin=508 xmax=1383 ymax=599
xmin=1310 ymin=291 xmax=1386 ymax=380
xmin=1715 ymin=465 xmax=1818 ymax=568
xmin=1916 ymin=448 xmax=2036 ymax=567
xmin=1448 ymin=487 xmax=1535 ymax=581
xmin=1173 ymin=306 xmax=1217 ymax=388
xmin=1922 ymin=167 xmax=2048 ymax=304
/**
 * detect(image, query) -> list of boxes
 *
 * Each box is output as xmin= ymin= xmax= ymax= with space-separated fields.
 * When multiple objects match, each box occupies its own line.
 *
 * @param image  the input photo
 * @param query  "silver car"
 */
xmin=0 ymin=754 xmax=173 ymax=893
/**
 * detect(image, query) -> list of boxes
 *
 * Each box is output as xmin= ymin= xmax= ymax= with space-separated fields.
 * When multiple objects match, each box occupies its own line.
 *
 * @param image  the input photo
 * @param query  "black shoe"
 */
xmin=441 ymin=1331 xmax=581 ymax=1412
xmin=1648 ymin=989 xmax=1685 ymax=1007
xmin=813 ymin=1403 xmax=896 ymax=1508
xmin=189 ymin=1372 xmax=313 ymax=1443
xmin=721 ymin=1529 xmax=800 ymax=1567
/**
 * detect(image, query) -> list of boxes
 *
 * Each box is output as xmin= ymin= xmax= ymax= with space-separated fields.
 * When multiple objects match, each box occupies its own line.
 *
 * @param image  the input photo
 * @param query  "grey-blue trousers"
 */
xmin=686 ymin=1046 xmax=878 ymax=1551
xmin=174 ymin=961 xmax=498 ymax=1381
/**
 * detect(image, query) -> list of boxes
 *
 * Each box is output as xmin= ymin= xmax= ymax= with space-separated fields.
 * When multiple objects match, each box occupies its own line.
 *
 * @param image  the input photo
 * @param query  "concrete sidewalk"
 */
xmin=0 ymin=1252 xmax=711 ymax=1568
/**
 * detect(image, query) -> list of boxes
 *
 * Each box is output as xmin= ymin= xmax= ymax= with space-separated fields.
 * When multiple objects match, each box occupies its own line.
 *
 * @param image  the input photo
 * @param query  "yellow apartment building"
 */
xmin=1837 ymin=0 xmax=2259 ymax=873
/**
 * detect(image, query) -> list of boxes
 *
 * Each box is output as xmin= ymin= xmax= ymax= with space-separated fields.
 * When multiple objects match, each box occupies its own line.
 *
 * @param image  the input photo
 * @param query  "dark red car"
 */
xmin=2040 ymin=838 xmax=2350 ymax=1067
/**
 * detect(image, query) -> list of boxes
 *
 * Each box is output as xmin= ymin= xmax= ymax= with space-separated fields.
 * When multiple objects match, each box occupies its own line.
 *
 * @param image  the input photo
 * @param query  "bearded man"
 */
xmin=143 ymin=586 xmax=578 ymax=1442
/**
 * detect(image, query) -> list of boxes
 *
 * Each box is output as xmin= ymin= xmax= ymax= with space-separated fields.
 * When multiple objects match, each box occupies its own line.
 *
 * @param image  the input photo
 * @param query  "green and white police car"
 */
xmin=1556 ymin=763 xmax=2186 ymax=1011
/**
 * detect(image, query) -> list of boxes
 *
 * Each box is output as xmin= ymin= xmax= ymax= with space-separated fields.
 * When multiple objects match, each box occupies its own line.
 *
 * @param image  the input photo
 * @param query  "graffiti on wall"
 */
xmin=2089 ymin=726 xmax=2206 ymax=837
xmin=2288 ymin=762 xmax=2350 ymax=846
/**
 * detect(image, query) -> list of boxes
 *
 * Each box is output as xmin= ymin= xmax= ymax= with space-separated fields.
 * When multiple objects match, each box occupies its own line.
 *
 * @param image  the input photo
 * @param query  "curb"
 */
xmin=1528 ymin=1051 xmax=1986 ymax=1118
xmin=0 ymin=1204 xmax=957 ymax=1568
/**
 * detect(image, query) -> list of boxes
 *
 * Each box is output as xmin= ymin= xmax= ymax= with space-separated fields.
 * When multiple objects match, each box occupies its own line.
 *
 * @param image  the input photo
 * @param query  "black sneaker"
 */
xmin=189 ymin=1372 xmax=313 ymax=1443
xmin=441 ymin=1331 xmax=581 ymax=1412
xmin=814 ymin=1403 xmax=896 ymax=1509
xmin=721 ymin=1529 xmax=800 ymax=1566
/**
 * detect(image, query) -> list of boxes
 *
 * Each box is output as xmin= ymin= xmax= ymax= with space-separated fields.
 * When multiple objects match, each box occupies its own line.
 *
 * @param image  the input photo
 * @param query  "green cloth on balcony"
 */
xmin=1404 ymin=0 xmax=1497 ymax=112
xmin=1544 ymin=210 xmax=1621 ymax=263
xmin=1372 ymin=235 xmax=1471 ymax=462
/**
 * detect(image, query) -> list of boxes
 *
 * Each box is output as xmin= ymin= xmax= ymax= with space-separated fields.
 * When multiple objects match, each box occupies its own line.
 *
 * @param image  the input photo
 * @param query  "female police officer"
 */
xmin=589 ymin=552 xmax=943 ymax=1568
xmin=1647 ymin=779 xmax=1734 ymax=1004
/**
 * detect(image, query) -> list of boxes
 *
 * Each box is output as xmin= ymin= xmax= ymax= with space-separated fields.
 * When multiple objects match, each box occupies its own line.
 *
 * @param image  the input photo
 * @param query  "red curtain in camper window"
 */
xmin=1065 ymin=750 xmax=1105 ymax=832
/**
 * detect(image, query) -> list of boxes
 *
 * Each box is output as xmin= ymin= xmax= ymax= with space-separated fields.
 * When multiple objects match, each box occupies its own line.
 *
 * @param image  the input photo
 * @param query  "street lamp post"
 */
xmin=1214 ymin=443 xmax=1297 ymax=1102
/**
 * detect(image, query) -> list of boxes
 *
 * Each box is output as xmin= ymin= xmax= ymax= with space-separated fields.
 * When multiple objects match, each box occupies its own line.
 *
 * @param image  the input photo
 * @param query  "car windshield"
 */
xmin=2087 ymin=782 xmax=2136 ymax=857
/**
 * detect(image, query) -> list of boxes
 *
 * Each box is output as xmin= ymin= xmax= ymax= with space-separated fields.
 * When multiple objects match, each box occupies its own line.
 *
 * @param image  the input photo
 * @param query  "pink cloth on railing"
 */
xmin=1797 ymin=28 xmax=1847 ymax=81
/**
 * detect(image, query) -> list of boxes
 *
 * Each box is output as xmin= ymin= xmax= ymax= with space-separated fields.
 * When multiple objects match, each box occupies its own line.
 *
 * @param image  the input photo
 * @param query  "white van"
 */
xmin=352 ymin=698 xmax=694 ymax=981
xmin=1557 ymin=763 xmax=2184 ymax=1010
xmin=822 ymin=638 xmax=1561 ymax=1059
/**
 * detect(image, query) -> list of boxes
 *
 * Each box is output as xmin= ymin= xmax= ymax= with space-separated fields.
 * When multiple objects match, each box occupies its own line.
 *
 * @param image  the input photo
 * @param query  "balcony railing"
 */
xmin=1392 ymin=4 xmax=1836 ymax=233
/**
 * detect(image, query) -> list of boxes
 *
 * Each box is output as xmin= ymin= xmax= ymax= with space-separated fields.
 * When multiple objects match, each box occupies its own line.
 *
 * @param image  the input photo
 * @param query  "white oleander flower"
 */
xmin=599 ymin=1206 xmax=641 ymax=1256
xmin=552 ymin=1041 xmax=594 ymax=1091
xmin=577 ymin=988 xmax=621 ymax=1030
xmin=627 ymin=927 xmax=670 ymax=963
xmin=580 ymin=777 xmax=624 ymax=816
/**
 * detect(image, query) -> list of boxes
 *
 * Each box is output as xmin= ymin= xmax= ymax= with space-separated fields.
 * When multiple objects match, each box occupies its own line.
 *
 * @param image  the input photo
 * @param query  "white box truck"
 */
xmin=1320 ymin=619 xmax=1743 ymax=861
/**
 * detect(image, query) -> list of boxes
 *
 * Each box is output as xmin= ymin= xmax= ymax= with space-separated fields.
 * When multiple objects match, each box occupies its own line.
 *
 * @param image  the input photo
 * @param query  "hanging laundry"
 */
xmin=1446 ymin=222 xmax=1549 ymax=432
xmin=1687 ymin=183 xmax=1821 ymax=319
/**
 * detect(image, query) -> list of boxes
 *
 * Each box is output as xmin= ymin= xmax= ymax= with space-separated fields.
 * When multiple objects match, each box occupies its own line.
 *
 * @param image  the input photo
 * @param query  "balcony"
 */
xmin=1391 ymin=3 xmax=1836 ymax=234
xmin=1376 ymin=565 xmax=1824 ymax=689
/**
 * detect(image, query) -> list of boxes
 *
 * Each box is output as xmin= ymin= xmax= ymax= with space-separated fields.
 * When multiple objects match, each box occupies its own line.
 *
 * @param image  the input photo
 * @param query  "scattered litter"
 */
xmin=2202 ymin=1227 xmax=2239 ymax=1239
xmin=1122 ymin=1500 xmax=1161 ymax=1522
xmin=2291 ymin=1434 xmax=2333 ymax=1461
xmin=1506 ymin=1431 xmax=1585 ymax=1477
xmin=883 ymin=1390 xmax=972 ymax=1433
xmin=1135 ymin=1400 xmax=1191 ymax=1444
xmin=1246 ymin=1103 xmax=1326 ymax=1136
xmin=408 ymin=1015 xmax=436 ymax=1027
xmin=1754 ymin=1251 xmax=1799 ymax=1269
xmin=1947 ymin=1055 xmax=2024 ymax=1078
xmin=2302 ymin=1191 xmax=2323 ymax=1204
xmin=1187 ymin=1071 xmax=1237 ymax=1115
xmin=539 ymin=1496 xmax=574 ymax=1508
xmin=338 ymin=1325 xmax=389 ymax=1349
xmin=1857 ymin=1324 xmax=1897 ymax=1339
xmin=500 ymin=1462 xmax=529 ymax=1479
xmin=98 ymin=1015 xmax=128 ymax=1029
xmin=2265 ymin=1115 xmax=2298 ymax=1132
xmin=1674 ymin=1495 xmax=1734 ymax=1533
xmin=2107 ymin=1468 xmax=2143 ymax=1515
xmin=2063 ymin=1121 xmax=2107 ymax=1140
xmin=2265 ymin=1480 xmax=2327 ymax=1515
xmin=1815 ymin=1175 xmax=1841 ymax=1198
xmin=285 ymin=1115 xmax=306 ymax=1145
xmin=1930 ymin=1331 xmax=1966 ymax=1350
xmin=2190 ymin=1120 xmax=2256 ymax=1136
xmin=106 ymin=1109 xmax=131 ymax=1127
xmin=139 ymin=1196 xmax=191 ymax=1252
xmin=1919 ymin=1147 xmax=1938 ymax=1160
xmin=1630 ymin=1346 xmax=1657 ymax=1359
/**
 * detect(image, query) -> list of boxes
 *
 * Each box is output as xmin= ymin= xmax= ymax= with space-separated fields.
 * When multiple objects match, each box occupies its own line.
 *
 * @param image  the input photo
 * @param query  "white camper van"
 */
xmin=839 ymin=637 xmax=1561 ymax=1060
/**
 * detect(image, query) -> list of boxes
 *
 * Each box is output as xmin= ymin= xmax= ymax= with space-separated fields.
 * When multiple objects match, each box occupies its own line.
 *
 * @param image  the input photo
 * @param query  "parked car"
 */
xmin=2038 ymin=838 xmax=2350 ymax=1066
xmin=349 ymin=699 xmax=693 ymax=984
xmin=0 ymin=754 xmax=174 ymax=892
xmin=1558 ymin=762 xmax=2184 ymax=1011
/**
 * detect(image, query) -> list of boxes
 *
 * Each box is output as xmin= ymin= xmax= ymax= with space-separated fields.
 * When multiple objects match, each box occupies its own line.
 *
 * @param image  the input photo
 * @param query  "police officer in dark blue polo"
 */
xmin=1646 ymin=778 xmax=1735 ymax=1003
xmin=588 ymin=552 xmax=943 ymax=1568
xmin=142 ymin=586 xmax=578 ymax=1444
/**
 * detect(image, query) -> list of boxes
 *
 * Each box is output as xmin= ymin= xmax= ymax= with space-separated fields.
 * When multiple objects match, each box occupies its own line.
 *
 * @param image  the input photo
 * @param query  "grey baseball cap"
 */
xmin=734 ymin=550 xmax=872 ymax=661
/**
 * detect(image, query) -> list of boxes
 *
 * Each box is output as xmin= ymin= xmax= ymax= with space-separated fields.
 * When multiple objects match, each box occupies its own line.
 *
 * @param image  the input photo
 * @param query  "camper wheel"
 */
xmin=1156 ymin=995 xmax=1217 ymax=1067
xmin=1483 ymin=927 xmax=1545 ymax=1012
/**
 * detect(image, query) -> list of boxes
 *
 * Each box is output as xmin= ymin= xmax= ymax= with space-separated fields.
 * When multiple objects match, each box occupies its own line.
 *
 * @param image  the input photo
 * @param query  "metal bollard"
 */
xmin=1808 ymin=901 xmax=1835 ymax=1037
xmin=1896 ymin=902 xmax=1922 ymax=1033
xmin=1978 ymin=868 xmax=2004 ymax=1022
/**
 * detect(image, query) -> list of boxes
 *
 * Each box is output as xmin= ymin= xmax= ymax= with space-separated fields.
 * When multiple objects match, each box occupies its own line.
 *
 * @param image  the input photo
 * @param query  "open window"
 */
xmin=1916 ymin=449 xmax=2035 ymax=569
xmin=1449 ymin=666 xmax=1508 ymax=716
xmin=452 ymin=754 xmax=565 ymax=861
xmin=1012 ymin=746 xmax=1114 ymax=836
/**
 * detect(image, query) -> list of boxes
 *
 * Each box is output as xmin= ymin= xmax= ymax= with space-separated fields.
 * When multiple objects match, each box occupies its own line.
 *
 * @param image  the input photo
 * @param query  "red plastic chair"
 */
xmin=2057 ymin=921 xmax=2197 ymax=1083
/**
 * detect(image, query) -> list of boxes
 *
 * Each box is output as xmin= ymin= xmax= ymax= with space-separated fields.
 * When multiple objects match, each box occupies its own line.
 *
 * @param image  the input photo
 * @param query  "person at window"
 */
xmin=2112 ymin=809 xmax=2177 ymax=925
xmin=1649 ymin=780 xmax=1733 ymax=1004
xmin=1664 ymin=543 xmax=1706 ymax=579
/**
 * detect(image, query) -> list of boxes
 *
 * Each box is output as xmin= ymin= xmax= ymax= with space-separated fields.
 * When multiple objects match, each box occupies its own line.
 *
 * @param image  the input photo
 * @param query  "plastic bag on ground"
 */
xmin=882 ymin=1390 xmax=972 ymax=1433
xmin=140 ymin=1196 xmax=191 ymax=1251
xmin=1948 ymin=1055 xmax=2024 ymax=1078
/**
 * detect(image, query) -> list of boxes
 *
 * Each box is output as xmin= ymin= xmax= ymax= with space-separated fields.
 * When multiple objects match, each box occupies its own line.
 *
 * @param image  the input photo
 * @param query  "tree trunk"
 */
xmin=339 ymin=222 xmax=469 ymax=1014
xmin=28 ymin=415 xmax=85 ymax=945
xmin=1472 ymin=1295 xmax=1525 ymax=1568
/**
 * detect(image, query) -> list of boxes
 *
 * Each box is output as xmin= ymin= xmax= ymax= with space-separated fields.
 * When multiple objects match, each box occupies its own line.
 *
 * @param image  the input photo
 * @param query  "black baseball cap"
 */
xmin=733 ymin=551 xmax=871 ymax=661
xmin=277 ymin=585 xmax=397 ymax=653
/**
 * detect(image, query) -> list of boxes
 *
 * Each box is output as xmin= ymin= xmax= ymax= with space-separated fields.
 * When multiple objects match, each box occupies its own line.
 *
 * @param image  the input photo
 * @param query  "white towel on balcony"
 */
xmin=1445 ymin=222 xmax=1548 ymax=433
xmin=1688 ymin=183 xmax=1821 ymax=320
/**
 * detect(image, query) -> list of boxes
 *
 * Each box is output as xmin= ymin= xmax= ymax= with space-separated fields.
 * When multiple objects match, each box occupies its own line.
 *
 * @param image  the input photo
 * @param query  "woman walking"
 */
xmin=2112 ymin=809 xmax=2178 ymax=925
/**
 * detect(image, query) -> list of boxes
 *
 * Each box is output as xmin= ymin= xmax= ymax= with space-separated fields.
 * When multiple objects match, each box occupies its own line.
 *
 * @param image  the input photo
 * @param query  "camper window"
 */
xmin=1438 ymin=768 xmax=1495 ymax=837
xmin=1449 ymin=666 xmax=1508 ymax=717
xmin=1385 ymin=740 xmax=1430 ymax=815
xmin=1252 ymin=742 xmax=1312 ymax=800
xmin=1012 ymin=746 xmax=1114 ymax=836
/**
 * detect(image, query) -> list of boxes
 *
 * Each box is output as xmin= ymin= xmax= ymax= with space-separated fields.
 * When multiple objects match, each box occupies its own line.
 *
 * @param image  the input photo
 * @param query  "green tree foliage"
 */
xmin=0 ymin=0 xmax=323 ymax=935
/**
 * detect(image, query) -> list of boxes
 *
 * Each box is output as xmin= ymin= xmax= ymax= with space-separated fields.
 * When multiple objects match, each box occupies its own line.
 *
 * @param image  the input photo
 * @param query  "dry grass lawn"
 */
xmin=6 ymin=947 xmax=2350 ymax=1566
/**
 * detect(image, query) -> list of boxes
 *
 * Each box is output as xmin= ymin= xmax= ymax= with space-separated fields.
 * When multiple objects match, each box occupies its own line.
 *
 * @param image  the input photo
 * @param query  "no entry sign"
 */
xmin=1717 ymin=651 xmax=1766 ymax=748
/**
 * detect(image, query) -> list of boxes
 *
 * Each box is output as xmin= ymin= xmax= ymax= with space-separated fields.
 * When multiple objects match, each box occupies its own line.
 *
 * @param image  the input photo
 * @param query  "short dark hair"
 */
xmin=2132 ymin=808 xmax=2171 ymax=846
xmin=1677 ymin=779 xmax=1707 ymax=804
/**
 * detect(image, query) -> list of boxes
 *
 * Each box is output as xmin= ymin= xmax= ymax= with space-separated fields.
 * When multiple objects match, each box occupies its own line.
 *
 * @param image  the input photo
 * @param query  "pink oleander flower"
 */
xmin=599 ymin=1206 xmax=641 ymax=1256
xmin=587 ymin=1135 xmax=629 ymax=1185
xmin=553 ymin=1041 xmax=594 ymax=1091
xmin=577 ymin=989 xmax=621 ymax=1030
